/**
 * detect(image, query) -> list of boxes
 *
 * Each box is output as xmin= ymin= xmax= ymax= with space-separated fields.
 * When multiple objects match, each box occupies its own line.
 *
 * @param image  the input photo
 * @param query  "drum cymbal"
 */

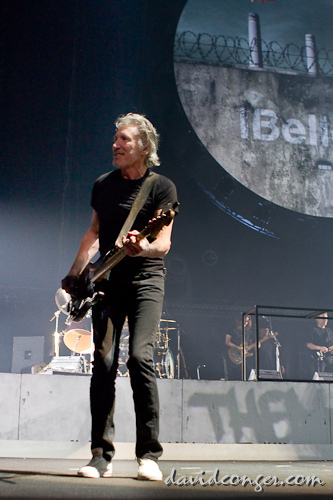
xmin=64 ymin=329 xmax=92 ymax=353
xmin=160 ymin=319 xmax=176 ymax=323
xmin=55 ymin=288 xmax=71 ymax=315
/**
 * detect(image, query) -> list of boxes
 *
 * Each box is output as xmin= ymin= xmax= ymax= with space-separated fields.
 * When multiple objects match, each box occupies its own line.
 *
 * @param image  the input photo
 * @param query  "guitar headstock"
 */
xmin=142 ymin=202 xmax=179 ymax=239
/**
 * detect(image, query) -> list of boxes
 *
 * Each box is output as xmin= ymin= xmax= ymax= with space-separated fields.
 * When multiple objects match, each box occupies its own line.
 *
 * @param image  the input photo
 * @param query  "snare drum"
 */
xmin=154 ymin=348 xmax=175 ymax=379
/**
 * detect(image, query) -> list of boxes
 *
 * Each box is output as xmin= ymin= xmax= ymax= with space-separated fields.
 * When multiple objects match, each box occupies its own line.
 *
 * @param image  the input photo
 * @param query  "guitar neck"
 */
xmin=89 ymin=204 xmax=177 ymax=284
xmin=247 ymin=333 xmax=276 ymax=351
xmin=91 ymin=247 xmax=127 ymax=283
xmin=90 ymin=221 xmax=162 ymax=283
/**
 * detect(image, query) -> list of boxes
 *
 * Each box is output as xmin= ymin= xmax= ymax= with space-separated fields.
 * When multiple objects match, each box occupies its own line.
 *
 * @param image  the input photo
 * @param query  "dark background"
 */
xmin=1 ymin=0 xmax=332 ymax=379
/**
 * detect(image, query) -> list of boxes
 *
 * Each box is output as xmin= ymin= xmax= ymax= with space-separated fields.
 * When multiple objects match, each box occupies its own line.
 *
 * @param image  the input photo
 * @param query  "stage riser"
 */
xmin=0 ymin=374 xmax=331 ymax=445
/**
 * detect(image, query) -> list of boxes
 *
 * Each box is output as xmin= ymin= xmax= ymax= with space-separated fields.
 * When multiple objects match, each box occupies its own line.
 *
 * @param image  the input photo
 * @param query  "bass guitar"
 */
xmin=68 ymin=203 xmax=178 ymax=322
xmin=228 ymin=332 xmax=278 ymax=366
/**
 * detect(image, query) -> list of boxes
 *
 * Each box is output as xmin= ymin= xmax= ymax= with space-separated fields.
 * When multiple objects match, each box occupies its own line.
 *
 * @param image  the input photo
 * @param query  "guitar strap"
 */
xmin=115 ymin=170 xmax=160 ymax=245
xmin=102 ymin=171 xmax=159 ymax=282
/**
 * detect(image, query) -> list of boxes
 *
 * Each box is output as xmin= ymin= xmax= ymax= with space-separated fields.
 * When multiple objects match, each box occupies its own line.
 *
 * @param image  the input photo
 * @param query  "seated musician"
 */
xmin=306 ymin=312 xmax=333 ymax=375
xmin=225 ymin=314 xmax=259 ymax=380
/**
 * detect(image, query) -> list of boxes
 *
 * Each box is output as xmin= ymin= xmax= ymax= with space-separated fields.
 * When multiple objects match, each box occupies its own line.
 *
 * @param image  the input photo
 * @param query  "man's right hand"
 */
xmin=61 ymin=275 xmax=78 ymax=297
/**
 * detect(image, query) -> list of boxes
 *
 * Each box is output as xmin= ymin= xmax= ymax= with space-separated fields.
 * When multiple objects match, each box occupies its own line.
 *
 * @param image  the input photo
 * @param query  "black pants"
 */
xmin=90 ymin=270 xmax=164 ymax=461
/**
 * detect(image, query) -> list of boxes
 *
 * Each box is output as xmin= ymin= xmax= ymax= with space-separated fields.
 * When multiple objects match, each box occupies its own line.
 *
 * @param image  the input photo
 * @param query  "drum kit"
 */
xmin=154 ymin=319 xmax=177 ymax=379
xmin=46 ymin=289 xmax=178 ymax=378
xmin=40 ymin=288 xmax=93 ymax=374
xmin=117 ymin=318 xmax=177 ymax=379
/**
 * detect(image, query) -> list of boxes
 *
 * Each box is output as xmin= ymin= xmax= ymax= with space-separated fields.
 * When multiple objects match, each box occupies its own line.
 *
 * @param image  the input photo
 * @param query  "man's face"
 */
xmin=112 ymin=125 xmax=146 ymax=169
xmin=317 ymin=313 xmax=328 ymax=328
xmin=259 ymin=327 xmax=269 ymax=338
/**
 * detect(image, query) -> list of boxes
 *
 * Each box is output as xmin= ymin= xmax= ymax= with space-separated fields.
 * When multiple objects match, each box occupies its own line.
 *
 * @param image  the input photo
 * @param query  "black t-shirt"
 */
xmin=91 ymin=168 xmax=178 ymax=277
xmin=228 ymin=327 xmax=254 ymax=346
xmin=309 ymin=327 xmax=333 ymax=350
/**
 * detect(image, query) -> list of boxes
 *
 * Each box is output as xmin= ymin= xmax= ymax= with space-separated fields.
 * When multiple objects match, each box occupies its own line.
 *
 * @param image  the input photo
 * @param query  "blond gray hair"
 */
xmin=115 ymin=113 xmax=160 ymax=167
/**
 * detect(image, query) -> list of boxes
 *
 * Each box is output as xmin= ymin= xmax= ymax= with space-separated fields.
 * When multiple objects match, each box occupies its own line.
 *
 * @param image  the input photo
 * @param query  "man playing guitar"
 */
xmin=306 ymin=312 xmax=333 ymax=374
xmin=225 ymin=314 xmax=260 ymax=380
xmin=62 ymin=113 xmax=178 ymax=481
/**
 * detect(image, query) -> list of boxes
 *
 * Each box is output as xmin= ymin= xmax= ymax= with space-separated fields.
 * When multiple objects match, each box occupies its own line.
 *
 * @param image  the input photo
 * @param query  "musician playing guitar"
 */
xmin=225 ymin=314 xmax=260 ymax=380
xmin=306 ymin=312 xmax=333 ymax=374
xmin=61 ymin=113 xmax=178 ymax=481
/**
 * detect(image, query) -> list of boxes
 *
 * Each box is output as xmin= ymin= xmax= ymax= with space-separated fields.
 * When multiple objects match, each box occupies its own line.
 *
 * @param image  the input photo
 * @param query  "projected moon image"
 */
xmin=174 ymin=0 xmax=333 ymax=218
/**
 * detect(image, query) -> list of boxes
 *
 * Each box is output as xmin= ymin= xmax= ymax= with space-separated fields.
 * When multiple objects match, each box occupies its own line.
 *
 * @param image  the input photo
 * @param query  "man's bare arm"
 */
xmin=122 ymin=209 xmax=174 ymax=258
xmin=65 ymin=210 xmax=100 ymax=278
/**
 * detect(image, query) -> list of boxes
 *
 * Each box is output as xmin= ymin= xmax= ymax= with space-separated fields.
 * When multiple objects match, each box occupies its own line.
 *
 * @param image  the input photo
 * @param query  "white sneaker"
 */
xmin=77 ymin=455 xmax=113 ymax=478
xmin=137 ymin=458 xmax=163 ymax=481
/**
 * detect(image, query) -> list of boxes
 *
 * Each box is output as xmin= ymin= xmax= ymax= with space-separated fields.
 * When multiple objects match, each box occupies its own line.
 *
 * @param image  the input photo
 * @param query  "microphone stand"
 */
xmin=264 ymin=316 xmax=281 ymax=373
xmin=271 ymin=332 xmax=281 ymax=372
xmin=50 ymin=310 xmax=62 ymax=358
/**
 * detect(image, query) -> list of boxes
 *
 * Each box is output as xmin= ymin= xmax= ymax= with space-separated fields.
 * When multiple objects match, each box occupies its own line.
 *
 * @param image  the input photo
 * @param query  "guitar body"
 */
xmin=69 ymin=295 xmax=99 ymax=323
xmin=67 ymin=265 xmax=102 ymax=322
xmin=228 ymin=344 xmax=253 ymax=366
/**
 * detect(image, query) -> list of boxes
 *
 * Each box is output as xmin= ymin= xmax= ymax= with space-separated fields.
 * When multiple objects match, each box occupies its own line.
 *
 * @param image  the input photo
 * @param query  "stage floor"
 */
xmin=0 ymin=457 xmax=332 ymax=499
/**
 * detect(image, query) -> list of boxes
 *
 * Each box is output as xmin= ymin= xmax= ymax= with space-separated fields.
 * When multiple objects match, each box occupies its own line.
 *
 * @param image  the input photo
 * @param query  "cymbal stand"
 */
xmin=50 ymin=310 xmax=62 ymax=357
xmin=73 ymin=334 xmax=81 ymax=355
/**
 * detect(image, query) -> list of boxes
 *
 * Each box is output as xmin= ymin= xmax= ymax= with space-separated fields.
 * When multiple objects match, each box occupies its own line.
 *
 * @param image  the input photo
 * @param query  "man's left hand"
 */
xmin=122 ymin=230 xmax=149 ymax=257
